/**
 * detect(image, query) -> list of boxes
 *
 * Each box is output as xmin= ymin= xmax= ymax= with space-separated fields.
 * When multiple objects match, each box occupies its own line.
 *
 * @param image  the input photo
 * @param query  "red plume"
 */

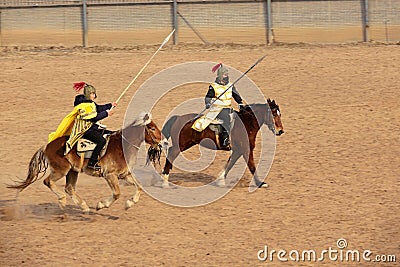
xmin=73 ymin=82 xmax=86 ymax=92
xmin=212 ymin=63 xmax=222 ymax=73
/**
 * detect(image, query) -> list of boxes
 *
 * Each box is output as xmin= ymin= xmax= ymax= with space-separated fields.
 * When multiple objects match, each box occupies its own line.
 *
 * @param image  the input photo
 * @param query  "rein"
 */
xmin=121 ymin=123 xmax=161 ymax=166
xmin=240 ymin=104 xmax=275 ymax=130
xmin=121 ymin=135 xmax=141 ymax=150
xmin=121 ymin=124 xmax=158 ymax=149
xmin=265 ymin=107 xmax=275 ymax=129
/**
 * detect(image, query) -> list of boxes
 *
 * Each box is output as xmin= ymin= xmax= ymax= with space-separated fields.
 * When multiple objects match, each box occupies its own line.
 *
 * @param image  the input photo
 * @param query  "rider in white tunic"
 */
xmin=204 ymin=63 xmax=244 ymax=147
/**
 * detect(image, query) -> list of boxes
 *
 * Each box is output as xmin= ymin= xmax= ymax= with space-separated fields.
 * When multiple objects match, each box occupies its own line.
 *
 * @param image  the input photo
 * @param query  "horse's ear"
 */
xmin=267 ymin=98 xmax=271 ymax=104
xmin=143 ymin=113 xmax=151 ymax=125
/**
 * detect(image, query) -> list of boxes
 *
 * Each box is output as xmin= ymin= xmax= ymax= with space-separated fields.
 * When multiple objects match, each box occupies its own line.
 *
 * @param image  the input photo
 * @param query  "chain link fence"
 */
xmin=0 ymin=0 xmax=399 ymax=46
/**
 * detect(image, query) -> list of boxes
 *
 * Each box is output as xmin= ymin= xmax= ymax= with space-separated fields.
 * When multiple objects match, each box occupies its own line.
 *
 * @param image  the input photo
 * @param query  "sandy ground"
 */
xmin=0 ymin=43 xmax=399 ymax=266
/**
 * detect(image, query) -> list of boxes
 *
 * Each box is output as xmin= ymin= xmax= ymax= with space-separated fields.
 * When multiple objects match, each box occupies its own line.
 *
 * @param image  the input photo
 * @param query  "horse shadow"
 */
xmin=167 ymin=172 xmax=216 ymax=186
xmin=163 ymin=172 xmax=249 ymax=188
xmin=0 ymin=199 xmax=119 ymax=221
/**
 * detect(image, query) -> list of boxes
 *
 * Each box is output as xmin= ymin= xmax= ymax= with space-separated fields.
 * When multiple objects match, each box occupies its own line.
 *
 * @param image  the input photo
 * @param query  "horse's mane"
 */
xmin=112 ymin=112 xmax=152 ymax=137
xmin=237 ymin=103 xmax=266 ymax=116
xmin=113 ymin=129 xmax=123 ymax=136
xmin=121 ymin=112 xmax=152 ymax=130
xmin=236 ymin=103 xmax=270 ymax=128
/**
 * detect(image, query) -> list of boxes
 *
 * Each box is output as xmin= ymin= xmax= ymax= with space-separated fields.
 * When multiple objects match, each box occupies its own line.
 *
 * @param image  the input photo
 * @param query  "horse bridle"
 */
xmin=266 ymin=106 xmax=281 ymax=132
xmin=144 ymin=124 xmax=158 ymax=145
xmin=240 ymin=104 xmax=276 ymax=131
xmin=121 ymin=124 xmax=159 ymax=150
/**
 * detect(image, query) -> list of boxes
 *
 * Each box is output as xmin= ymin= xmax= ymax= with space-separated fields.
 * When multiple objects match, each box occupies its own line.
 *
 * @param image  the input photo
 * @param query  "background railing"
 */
xmin=0 ymin=0 xmax=399 ymax=47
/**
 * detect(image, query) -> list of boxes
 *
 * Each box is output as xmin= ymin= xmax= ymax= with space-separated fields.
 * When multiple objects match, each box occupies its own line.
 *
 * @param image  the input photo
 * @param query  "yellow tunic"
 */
xmin=192 ymin=82 xmax=233 ymax=132
xmin=48 ymin=102 xmax=97 ymax=154
xmin=210 ymin=82 xmax=233 ymax=108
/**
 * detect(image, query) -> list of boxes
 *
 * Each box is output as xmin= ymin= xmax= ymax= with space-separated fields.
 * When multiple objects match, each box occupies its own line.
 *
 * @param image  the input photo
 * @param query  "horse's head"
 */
xmin=143 ymin=113 xmax=163 ymax=165
xmin=141 ymin=113 xmax=162 ymax=145
xmin=131 ymin=112 xmax=162 ymax=164
xmin=267 ymin=98 xmax=284 ymax=136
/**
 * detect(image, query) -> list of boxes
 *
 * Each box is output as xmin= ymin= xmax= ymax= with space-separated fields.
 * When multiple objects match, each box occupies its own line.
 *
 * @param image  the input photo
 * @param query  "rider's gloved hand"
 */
xmin=206 ymin=103 xmax=211 ymax=109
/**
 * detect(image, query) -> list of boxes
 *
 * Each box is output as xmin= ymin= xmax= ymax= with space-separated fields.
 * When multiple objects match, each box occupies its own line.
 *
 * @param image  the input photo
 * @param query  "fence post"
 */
xmin=82 ymin=0 xmax=88 ymax=47
xmin=265 ymin=0 xmax=273 ymax=45
xmin=361 ymin=0 xmax=369 ymax=42
xmin=172 ymin=0 xmax=178 ymax=45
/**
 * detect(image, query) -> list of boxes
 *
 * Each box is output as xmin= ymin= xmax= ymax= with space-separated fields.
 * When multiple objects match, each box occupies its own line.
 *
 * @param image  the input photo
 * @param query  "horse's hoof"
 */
xmin=162 ymin=181 xmax=170 ymax=189
xmin=80 ymin=201 xmax=90 ymax=213
xmin=125 ymin=199 xmax=134 ymax=210
xmin=96 ymin=202 xmax=105 ymax=211
xmin=82 ymin=207 xmax=91 ymax=214
xmin=133 ymin=193 xmax=140 ymax=204
xmin=215 ymin=179 xmax=226 ymax=187
xmin=258 ymin=182 xmax=269 ymax=188
xmin=58 ymin=196 xmax=67 ymax=209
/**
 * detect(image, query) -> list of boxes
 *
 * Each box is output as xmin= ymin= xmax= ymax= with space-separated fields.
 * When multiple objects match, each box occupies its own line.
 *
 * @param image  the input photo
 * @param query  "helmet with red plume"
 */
xmin=73 ymin=82 xmax=96 ymax=100
xmin=212 ymin=63 xmax=229 ymax=84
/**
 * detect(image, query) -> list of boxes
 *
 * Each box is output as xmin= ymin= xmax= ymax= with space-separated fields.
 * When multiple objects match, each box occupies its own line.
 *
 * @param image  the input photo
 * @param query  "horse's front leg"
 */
xmin=216 ymin=150 xmax=242 ymax=187
xmin=124 ymin=173 xmax=142 ymax=210
xmin=162 ymin=146 xmax=181 ymax=188
xmin=64 ymin=170 xmax=90 ymax=213
xmin=243 ymin=150 xmax=268 ymax=188
xmin=96 ymin=173 xmax=120 ymax=210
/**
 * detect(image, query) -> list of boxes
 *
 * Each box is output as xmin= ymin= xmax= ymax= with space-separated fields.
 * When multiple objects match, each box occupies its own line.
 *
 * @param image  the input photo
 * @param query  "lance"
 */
xmin=196 ymin=54 xmax=267 ymax=117
xmin=111 ymin=29 xmax=175 ymax=110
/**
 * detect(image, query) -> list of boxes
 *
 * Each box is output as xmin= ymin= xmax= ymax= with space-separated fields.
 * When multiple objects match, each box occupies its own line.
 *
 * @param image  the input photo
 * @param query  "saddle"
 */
xmin=76 ymin=133 xmax=112 ymax=159
xmin=209 ymin=114 xmax=237 ymax=150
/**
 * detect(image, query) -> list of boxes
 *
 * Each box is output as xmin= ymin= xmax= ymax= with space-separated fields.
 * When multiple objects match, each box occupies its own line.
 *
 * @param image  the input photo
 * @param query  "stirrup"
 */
xmin=222 ymin=137 xmax=230 ymax=147
xmin=87 ymin=162 xmax=101 ymax=171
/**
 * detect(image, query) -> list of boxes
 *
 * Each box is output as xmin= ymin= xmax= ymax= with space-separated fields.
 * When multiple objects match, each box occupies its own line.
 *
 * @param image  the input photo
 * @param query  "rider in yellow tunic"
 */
xmin=205 ymin=63 xmax=244 ymax=147
xmin=48 ymin=101 xmax=97 ymax=150
xmin=48 ymin=82 xmax=116 ymax=170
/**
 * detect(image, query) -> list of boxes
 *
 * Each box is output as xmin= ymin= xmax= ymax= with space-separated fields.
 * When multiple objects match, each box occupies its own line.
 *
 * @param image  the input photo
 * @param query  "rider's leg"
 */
xmin=218 ymin=108 xmax=231 ymax=147
xmin=83 ymin=129 xmax=106 ymax=170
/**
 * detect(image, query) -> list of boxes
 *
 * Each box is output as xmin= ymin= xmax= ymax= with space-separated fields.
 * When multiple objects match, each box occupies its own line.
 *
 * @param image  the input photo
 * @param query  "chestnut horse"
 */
xmin=161 ymin=99 xmax=284 ymax=188
xmin=8 ymin=112 xmax=162 ymax=212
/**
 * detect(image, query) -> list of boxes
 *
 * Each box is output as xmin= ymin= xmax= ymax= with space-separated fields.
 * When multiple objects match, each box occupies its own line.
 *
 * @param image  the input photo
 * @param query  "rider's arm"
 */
xmin=95 ymin=103 xmax=112 ymax=112
xmin=89 ymin=110 xmax=108 ymax=122
xmin=205 ymin=85 xmax=215 ymax=107
xmin=232 ymin=86 xmax=243 ymax=104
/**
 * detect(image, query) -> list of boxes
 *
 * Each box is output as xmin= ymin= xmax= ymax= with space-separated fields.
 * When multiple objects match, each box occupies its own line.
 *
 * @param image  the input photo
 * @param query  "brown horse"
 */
xmin=161 ymin=99 xmax=284 ymax=188
xmin=8 ymin=112 xmax=162 ymax=212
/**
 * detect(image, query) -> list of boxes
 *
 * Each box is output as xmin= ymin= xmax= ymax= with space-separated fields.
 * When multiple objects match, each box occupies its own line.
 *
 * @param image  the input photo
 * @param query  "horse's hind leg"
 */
xmin=64 ymin=170 xmax=90 ymax=213
xmin=43 ymin=171 xmax=68 ymax=210
xmin=96 ymin=173 xmax=120 ymax=210
xmin=124 ymin=173 xmax=142 ymax=210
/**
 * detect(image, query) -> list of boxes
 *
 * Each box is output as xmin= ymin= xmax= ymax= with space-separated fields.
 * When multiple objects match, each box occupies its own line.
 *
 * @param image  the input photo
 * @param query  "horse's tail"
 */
xmin=162 ymin=115 xmax=178 ymax=139
xmin=7 ymin=146 xmax=48 ymax=191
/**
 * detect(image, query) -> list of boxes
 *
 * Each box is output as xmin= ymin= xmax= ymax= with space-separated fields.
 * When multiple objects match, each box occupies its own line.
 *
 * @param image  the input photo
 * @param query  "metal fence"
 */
xmin=0 ymin=0 xmax=399 ymax=47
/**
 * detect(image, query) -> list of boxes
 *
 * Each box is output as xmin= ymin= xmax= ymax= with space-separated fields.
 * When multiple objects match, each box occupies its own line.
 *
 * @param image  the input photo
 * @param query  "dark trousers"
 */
xmin=217 ymin=108 xmax=231 ymax=146
xmin=83 ymin=129 xmax=106 ymax=163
